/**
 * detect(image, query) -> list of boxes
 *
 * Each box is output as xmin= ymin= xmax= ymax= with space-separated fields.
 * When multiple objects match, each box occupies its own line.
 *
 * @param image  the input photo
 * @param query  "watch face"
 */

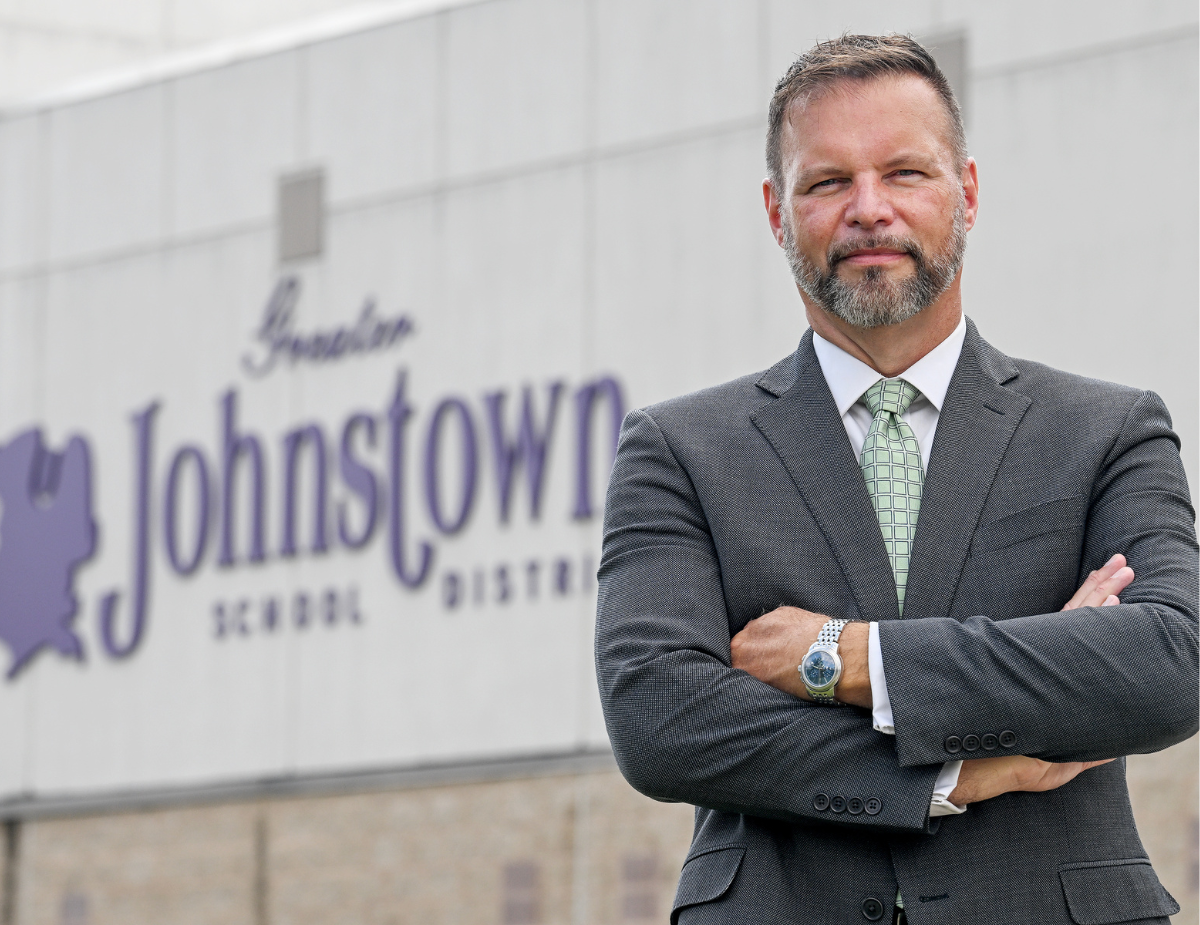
xmin=802 ymin=650 xmax=839 ymax=688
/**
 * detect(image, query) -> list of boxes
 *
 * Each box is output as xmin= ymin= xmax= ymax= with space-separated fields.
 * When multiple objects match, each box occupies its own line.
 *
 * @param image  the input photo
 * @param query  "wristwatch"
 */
xmin=799 ymin=619 xmax=848 ymax=705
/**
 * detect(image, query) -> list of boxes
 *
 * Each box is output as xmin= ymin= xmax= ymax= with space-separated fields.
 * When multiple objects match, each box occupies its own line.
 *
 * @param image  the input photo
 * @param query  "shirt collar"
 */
xmin=811 ymin=314 xmax=967 ymax=415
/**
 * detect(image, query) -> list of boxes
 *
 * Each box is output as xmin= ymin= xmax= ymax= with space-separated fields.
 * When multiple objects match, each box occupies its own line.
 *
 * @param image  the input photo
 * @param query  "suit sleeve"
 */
xmin=881 ymin=390 xmax=1199 ymax=767
xmin=595 ymin=409 xmax=943 ymax=832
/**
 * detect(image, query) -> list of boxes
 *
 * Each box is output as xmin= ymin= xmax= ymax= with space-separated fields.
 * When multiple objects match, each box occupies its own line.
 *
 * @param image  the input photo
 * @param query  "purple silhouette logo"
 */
xmin=0 ymin=429 xmax=97 ymax=678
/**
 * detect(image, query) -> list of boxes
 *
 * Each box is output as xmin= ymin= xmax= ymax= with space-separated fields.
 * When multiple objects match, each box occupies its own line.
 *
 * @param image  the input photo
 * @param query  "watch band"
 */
xmin=817 ymin=618 xmax=847 ymax=647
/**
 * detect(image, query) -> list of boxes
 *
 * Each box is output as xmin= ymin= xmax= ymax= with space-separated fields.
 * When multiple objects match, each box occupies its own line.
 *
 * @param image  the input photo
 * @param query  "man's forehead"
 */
xmin=782 ymin=74 xmax=953 ymax=164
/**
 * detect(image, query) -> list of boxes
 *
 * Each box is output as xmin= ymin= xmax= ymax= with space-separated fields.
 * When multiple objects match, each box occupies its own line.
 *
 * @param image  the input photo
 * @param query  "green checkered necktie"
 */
xmin=859 ymin=378 xmax=924 ymax=615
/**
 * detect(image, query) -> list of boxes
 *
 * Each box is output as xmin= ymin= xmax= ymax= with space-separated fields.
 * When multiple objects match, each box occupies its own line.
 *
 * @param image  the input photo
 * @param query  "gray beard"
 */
xmin=783 ymin=202 xmax=967 ymax=329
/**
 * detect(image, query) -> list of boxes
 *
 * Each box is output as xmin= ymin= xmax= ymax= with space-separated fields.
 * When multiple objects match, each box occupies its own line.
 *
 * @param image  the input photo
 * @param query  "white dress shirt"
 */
xmin=812 ymin=316 xmax=968 ymax=817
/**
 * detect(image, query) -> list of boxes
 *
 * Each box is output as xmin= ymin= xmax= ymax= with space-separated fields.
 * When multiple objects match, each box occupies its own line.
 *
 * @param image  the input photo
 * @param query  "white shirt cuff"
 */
xmin=931 ymin=760 xmax=967 ymax=816
xmin=867 ymin=622 xmax=895 ymax=734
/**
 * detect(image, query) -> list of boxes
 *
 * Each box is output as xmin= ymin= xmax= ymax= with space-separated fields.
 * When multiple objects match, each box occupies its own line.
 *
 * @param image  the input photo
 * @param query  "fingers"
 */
xmin=956 ymin=755 xmax=1121 ymax=805
xmin=1063 ymin=554 xmax=1125 ymax=609
xmin=1062 ymin=554 xmax=1133 ymax=610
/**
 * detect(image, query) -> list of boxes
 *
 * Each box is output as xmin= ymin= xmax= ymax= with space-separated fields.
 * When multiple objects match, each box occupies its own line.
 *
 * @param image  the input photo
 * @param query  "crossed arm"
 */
xmin=596 ymin=395 xmax=1198 ymax=833
xmin=729 ymin=556 xmax=1134 ymax=807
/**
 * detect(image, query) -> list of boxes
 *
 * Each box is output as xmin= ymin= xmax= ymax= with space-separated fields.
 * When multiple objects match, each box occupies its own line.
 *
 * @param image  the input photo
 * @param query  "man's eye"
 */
xmin=810 ymin=178 xmax=842 ymax=191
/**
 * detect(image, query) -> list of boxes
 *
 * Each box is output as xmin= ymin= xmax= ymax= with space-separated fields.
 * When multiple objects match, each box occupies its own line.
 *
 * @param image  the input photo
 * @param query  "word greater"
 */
xmin=241 ymin=276 xmax=415 ymax=377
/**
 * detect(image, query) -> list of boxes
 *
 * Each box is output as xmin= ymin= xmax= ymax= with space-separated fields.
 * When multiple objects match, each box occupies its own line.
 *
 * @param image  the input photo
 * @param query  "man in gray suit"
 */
xmin=595 ymin=35 xmax=1197 ymax=924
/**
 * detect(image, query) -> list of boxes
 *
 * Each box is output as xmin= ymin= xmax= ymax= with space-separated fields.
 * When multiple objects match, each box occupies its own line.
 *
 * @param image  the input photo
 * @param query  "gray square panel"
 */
xmin=278 ymin=168 xmax=324 ymax=264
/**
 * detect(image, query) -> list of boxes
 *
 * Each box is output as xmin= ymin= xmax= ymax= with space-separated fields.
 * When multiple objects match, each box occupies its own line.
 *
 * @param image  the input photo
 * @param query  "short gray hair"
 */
xmin=766 ymin=34 xmax=967 ymax=192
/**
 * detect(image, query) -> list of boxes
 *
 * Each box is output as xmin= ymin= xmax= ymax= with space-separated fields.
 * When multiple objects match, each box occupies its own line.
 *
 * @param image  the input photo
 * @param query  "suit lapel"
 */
xmin=903 ymin=321 xmax=1031 ymax=622
xmin=751 ymin=333 xmax=900 ymax=622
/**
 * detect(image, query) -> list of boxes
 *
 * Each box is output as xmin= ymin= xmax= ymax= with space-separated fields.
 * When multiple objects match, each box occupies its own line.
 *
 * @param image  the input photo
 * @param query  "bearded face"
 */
xmin=782 ymin=196 xmax=967 ymax=330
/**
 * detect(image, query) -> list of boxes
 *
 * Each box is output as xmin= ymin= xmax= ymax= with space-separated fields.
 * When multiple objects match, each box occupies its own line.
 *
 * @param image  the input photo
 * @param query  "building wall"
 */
xmin=6 ymin=752 xmax=1197 ymax=925
xmin=0 ymin=1 xmax=1195 ymax=923
xmin=0 ymin=0 xmax=482 ymax=107
xmin=10 ymin=766 xmax=696 ymax=925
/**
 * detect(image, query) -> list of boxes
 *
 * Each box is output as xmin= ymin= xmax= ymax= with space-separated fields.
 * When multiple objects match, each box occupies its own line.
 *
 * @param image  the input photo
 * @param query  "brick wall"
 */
xmin=5 ymin=741 xmax=1195 ymax=925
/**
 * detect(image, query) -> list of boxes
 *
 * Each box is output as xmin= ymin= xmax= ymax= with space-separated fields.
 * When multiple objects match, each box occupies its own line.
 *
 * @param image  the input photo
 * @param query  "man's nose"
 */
xmin=843 ymin=177 xmax=895 ymax=230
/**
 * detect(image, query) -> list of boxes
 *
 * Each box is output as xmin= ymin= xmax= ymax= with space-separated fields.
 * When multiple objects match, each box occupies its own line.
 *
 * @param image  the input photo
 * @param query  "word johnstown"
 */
xmin=98 ymin=369 xmax=627 ymax=661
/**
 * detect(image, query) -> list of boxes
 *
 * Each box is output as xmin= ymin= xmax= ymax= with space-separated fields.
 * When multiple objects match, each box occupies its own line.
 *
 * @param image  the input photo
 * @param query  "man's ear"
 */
xmin=961 ymin=157 xmax=980 ymax=231
xmin=763 ymin=178 xmax=786 ymax=247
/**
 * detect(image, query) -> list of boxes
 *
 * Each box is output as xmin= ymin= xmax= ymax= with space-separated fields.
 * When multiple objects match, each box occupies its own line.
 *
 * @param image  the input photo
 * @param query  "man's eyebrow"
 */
xmin=882 ymin=152 xmax=939 ymax=170
xmin=794 ymin=165 xmax=843 ymax=187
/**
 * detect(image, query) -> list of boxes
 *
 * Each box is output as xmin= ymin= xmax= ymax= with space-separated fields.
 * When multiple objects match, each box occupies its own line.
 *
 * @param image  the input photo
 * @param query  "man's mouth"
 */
xmin=837 ymin=247 xmax=911 ymax=267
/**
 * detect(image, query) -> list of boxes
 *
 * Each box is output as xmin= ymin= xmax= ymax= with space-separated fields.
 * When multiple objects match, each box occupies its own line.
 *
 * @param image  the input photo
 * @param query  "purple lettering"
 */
xmin=99 ymin=402 xmax=158 ymax=659
xmin=262 ymin=596 xmax=280 ymax=632
xmin=387 ymin=371 xmax=433 ymax=588
xmin=483 ymin=382 xmax=564 ymax=523
xmin=494 ymin=564 xmax=511 ymax=603
xmin=163 ymin=444 xmax=212 ymax=575
xmin=443 ymin=571 xmax=463 ymax=609
xmin=241 ymin=276 xmax=300 ymax=378
xmin=553 ymin=558 xmax=571 ymax=595
xmin=293 ymin=592 xmax=310 ymax=628
xmin=423 ymin=398 xmax=478 ymax=535
xmin=525 ymin=560 xmax=540 ymax=598
xmin=338 ymin=413 xmax=380 ymax=549
xmin=281 ymin=424 xmax=329 ymax=556
xmin=219 ymin=390 xmax=267 ymax=566
xmin=572 ymin=377 xmax=626 ymax=520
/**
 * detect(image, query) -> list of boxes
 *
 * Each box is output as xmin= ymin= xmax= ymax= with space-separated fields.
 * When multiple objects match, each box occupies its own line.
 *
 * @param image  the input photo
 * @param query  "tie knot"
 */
xmin=861 ymin=378 xmax=920 ymax=417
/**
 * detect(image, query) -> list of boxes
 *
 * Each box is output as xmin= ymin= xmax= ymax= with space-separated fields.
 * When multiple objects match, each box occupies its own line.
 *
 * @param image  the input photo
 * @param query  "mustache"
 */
xmin=828 ymin=235 xmax=921 ymax=267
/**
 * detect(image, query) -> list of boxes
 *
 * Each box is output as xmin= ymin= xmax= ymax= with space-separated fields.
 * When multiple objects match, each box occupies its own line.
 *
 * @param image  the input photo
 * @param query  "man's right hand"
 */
xmin=948 ymin=553 xmax=1133 ymax=807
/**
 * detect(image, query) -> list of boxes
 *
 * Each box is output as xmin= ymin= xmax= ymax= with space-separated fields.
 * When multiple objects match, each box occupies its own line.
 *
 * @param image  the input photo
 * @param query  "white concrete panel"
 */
xmin=765 ymin=1 xmax=1198 ymax=83
xmin=169 ymin=0 xmax=373 ymax=45
xmin=439 ymin=166 xmax=586 ymax=383
xmin=942 ymin=0 xmax=1198 ymax=71
xmin=764 ymin=0 xmax=941 ymax=89
xmin=305 ymin=18 xmax=439 ymax=203
xmin=0 ymin=113 xmax=45 ymax=273
xmin=595 ymin=0 xmax=762 ymax=149
xmin=0 ymin=275 xmax=44 ymax=432
xmin=593 ymin=128 xmax=803 ymax=411
xmin=46 ymin=83 xmax=166 ymax=264
xmin=964 ymin=33 xmax=1199 ymax=492
xmin=445 ymin=0 xmax=587 ymax=177
xmin=170 ymin=51 xmax=301 ymax=238
xmin=2 ymin=0 xmax=161 ymax=41
xmin=0 ymin=25 xmax=154 ymax=108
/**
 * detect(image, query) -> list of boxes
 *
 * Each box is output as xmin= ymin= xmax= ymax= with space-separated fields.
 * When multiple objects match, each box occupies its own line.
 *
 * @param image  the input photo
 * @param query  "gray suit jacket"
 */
xmin=595 ymin=320 xmax=1197 ymax=924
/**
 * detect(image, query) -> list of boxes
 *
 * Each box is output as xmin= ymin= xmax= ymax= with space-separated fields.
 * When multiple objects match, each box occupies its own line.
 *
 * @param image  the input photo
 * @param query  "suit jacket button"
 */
xmin=848 ymin=797 xmax=864 ymax=815
xmin=981 ymin=732 xmax=998 ymax=750
xmin=813 ymin=793 xmax=830 ymax=811
xmin=865 ymin=797 xmax=882 ymax=815
xmin=999 ymin=730 xmax=1017 ymax=748
xmin=944 ymin=735 xmax=962 ymax=754
xmin=962 ymin=734 xmax=981 ymax=751
xmin=830 ymin=795 xmax=847 ymax=813
xmin=861 ymin=897 xmax=884 ymax=921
